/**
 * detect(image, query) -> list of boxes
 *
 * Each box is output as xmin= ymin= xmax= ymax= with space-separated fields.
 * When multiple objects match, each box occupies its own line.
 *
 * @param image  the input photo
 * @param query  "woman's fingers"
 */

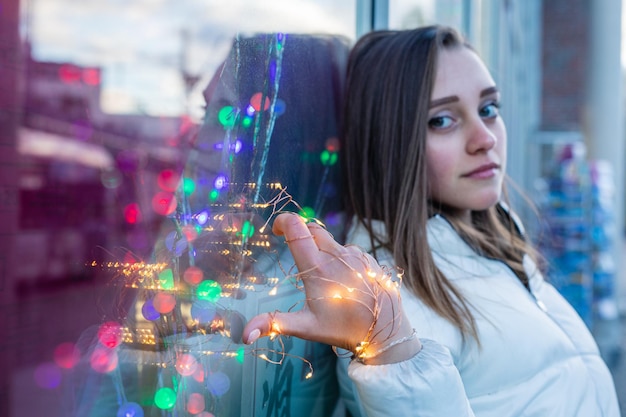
xmin=243 ymin=309 xmax=317 ymax=344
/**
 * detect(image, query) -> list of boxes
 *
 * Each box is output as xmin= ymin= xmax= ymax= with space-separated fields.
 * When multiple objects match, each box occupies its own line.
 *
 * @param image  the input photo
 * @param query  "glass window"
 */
xmin=5 ymin=1 xmax=356 ymax=416
xmin=388 ymin=0 xmax=465 ymax=32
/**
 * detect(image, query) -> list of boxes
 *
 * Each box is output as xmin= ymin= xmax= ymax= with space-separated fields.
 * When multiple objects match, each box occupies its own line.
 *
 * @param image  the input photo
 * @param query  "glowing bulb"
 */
xmin=305 ymin=372 xmax=313 ymax=379
xmin=367 ymin=270 xmax=377 ymax=278
xmin=333 ymin=294 xmax=342 ymax=299
xmin=268 ymin=287 xmax=278 ymax=296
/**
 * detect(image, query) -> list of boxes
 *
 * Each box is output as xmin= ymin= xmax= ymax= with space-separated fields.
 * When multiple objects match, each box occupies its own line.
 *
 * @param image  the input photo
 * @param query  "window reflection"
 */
xmin=8 ymin=1 xmax=355 ymax=416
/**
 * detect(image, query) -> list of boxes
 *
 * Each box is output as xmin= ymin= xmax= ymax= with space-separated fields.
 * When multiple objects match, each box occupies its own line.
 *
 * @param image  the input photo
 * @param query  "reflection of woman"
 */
xmin=243 ymin=26 xmax=620 ymax=417
xmin=68 ymin=33 xmax=350 ymax=417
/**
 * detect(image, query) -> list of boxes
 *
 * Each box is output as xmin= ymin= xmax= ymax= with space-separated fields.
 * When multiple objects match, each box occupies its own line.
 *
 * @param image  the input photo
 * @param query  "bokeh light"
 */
xmin=213 ymin=175 xmax=227 ymax=190
xmin=183 ymin=266 xmax=204 ymax=285
xmin=33 ymin=362 xmax=62 ymax=389
xmin=236 ymin=346 xmax=245 ymax=364
xmin=182 ymin=224 xmax=199 ymax=242
xmin=101 ymin=168 xmax=122 ymax=189
xmin=153 ymin=292 xmax=176 ymax=314
xmin=152 ymin=191 xmax=177 ymax=216
xmin=187 ymin=392 xmax=206 ymax=414
xmin=190 ymin=300 xmax=216 ymax=324
xmin=249 ymin=92 xmax=270 ymax=112
xmin=157 ymin=169 xmax=180 ymax=192
xmin=206 ymin=371 xmax=230 ymax=396
xmin=299 ymin=206 xmax=316 ymax=220
xmin=183 ymin=177 xmax=196 ymax=195
xmin=117 ymin=402 xmax=144 ymax=417
xmin=97 ymin=321 xmax=122 ymax=349
xmin=218 ymin=106 xmax=237 ymax=128
xmin=90 ymin=347 xmax=119 ymax=373
xmin=320 ymin=149 xmax=338 ymax=166
xmin=53 ymin=342 xmax=81 ymax=369
xmin=158 ymin=268 xmax=174 ymax=289
xmin=175 ymin=353 xmax=199 ymax=377
xmin=196 ymin=210 xmax=209 ymax=225
xmin=124 ymin=203 xmax=142 ymax=224
xmin=154 ymin=387 xmax=177 ymax=410
xmin=197 ymin=280 xmax=221 ymax=302
xmin=141 ymin=298 xmax=160 ymax=321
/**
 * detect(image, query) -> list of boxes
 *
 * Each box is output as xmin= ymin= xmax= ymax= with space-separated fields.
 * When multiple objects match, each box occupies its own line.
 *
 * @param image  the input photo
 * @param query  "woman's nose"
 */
xmin=466 ymin=118 xmax=496 ymax=153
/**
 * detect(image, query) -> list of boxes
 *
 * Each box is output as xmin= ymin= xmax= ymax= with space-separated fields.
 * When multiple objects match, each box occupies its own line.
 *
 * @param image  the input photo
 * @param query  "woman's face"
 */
xmin=425 ymin=47 xmax=507 ymax=221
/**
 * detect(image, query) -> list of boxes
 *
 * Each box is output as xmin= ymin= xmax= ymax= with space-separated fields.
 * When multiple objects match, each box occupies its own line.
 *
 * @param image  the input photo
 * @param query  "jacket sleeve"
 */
xmin=343 ymin=339 xmax=475 ymax=417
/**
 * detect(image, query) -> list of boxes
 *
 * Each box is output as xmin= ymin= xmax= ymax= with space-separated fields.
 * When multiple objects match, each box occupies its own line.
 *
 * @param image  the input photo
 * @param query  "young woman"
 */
xmin=244 ymin=26 xmax=620 ymax=416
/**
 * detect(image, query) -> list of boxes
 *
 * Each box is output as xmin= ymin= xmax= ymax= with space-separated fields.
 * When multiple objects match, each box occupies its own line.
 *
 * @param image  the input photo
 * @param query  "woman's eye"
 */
xmin=479 ymin=102 xmax=500 ymax=119
xmin=428 ymin=116 xmax=453 ymax=129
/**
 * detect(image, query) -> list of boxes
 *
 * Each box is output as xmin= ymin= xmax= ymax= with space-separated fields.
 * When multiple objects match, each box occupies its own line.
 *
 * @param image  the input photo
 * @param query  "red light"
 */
xmin=83 ymin=68 xmax=100 ymax=86
xmin=124 ymin=203 xmax=141 ymax=224
xmin=58 ymin=64 xmax=81 ymax=84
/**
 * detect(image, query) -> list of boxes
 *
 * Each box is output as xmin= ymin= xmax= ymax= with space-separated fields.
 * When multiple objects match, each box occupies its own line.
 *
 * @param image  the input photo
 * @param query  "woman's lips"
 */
xmin=463 ymin=163 xmax=499 ymax=179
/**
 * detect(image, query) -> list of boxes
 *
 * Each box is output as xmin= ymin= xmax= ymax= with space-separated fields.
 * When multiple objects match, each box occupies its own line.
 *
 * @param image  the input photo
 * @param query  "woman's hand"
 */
xmin=242 ymin=212 xmax=421 ymax=365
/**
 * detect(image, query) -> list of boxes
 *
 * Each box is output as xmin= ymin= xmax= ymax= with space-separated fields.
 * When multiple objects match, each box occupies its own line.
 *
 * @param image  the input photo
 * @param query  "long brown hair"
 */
xmin=341 ymin=25 xmax=536 ymax=343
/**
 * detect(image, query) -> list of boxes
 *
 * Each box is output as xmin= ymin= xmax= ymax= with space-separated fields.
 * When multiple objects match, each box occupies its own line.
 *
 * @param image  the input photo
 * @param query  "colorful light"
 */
xmin=209 ymin=189 xmax=220 ymax=201
xmin=218 ymin=106 xmax=237 ymax=128
xmin=236 ymin=347 xmax=245 ymax=364
xmin=90 ymin=347 xmax=119 ymax=373
xmin=53 ymin=342 xmax=80 ymax=369
xmin=197 ymin=280 xmax=221 ymax=302
xmin=214 ymin=175 xmax=227 ymax=190
xmin=152 ymin=191 xmax=177 ymax=216
xmin=175 ymin=353 xmax=199 ymax=377
xmin=298 ymin=206 xmax=316 ymax=220
xmin=325 ymin=137 xmax=340 ymax=152
xmin=190 ymin=300 xmax=216 ymax=324
xmin=98 ymin=321 xmax=122 ymax=349
xmin=183 ymin=266 xmax=204 ymax=285
xmin=154 ymin=387 xmax=177 ymax=410
xmin=249 ymin=92 xmax=270 ymax=112
xmin=141 ymin=299 xmax=160 ymax=321
xmin=196 ymin=210 xmax=209 ymax=225
xmin=124 ymin=203 xmax=141 ymax=224
xmin=183 ymin=178 xmax=196 ymax=195
xmin=320 ymin=149 xmax=338 ymax=166
xmin=274 ymin=98 xmax=286 ymax=116
xmin=117 ymin=402 xmax=144 ymax=417
xmin=33 ymin=362 xmax=62 ymax=389
xmin=206 ymin=371 xmax=230 ymax=396
xmin=187 ymin=392 xmax=206 ymax=414
xmin=157 ymin=169 xmax=180 ymax=192
xmin=158 ymin=269 xmax=174 ymax=290
xmin=182 ymin=225 xmax=199 ymax=242
xmin=153 ymin=292 xmax=176 ymax=314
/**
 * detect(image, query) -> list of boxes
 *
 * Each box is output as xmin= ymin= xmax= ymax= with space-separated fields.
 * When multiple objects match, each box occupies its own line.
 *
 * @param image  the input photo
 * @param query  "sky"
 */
xmin=25 ymin=0 xmax=356 ymax=119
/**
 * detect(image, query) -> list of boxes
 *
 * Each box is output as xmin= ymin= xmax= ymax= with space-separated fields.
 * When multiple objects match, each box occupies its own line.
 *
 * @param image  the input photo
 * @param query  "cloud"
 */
xmin=30 ymin=0 xmax=356 ymax=115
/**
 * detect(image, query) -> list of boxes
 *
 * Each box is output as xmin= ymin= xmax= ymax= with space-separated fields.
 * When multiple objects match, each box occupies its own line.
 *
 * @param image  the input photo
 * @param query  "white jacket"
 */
xmin=338 ymin=214 xmax=620 ymax=417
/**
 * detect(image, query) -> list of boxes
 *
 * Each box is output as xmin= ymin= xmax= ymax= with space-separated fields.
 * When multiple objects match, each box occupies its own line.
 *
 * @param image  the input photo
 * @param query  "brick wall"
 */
xmin=541 ymin=0 xmax=590 ymax=130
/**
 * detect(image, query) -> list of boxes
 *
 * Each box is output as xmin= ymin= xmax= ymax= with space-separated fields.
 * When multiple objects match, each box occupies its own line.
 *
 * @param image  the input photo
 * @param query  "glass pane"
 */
xmin=4 ymin=1 xmax=355 ymax=416
xmin=389 ymin=0 xmax=464 ymax=31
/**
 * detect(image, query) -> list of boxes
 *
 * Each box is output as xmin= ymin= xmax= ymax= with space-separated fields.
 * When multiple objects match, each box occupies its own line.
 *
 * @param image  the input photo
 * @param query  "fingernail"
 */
xmin=247 ymin=329 xmax=261 ymax=344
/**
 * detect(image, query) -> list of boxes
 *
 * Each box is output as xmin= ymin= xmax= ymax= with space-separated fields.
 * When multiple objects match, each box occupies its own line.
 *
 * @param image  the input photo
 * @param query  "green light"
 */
xmin=320 ymin=150 xmax=338 ymax=166
xmin=299 ymin=206 xmax=316 ymax=220
xmin=158 ymin=269 xmax=174 ymax=290
xmin=242 ymin=116 xmax=253 ymax=128
xmin=242 ymin=220 xmax=254 ymax=237
xmin=218 ymin=106 xmax=237 ymax=128
xmin=209 ymin=189 xmax=219 ymax=201
xmin=197 ymin=280 xmax=222 ymax=302
xmin=182 ymin=178 xmax=196 ymax=195
xmin=154 ymin=387 xmax=176 ymax=409
xmin=236 ymin=347 xmax=245 ymax=364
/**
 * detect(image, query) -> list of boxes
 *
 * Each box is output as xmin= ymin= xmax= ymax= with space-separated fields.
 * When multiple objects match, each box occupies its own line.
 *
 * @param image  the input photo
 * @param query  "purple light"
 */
xmin=245 ymin=104 xmax=255 ymax=116
xmin=214 ymin=175 xmax=227 ymax=190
